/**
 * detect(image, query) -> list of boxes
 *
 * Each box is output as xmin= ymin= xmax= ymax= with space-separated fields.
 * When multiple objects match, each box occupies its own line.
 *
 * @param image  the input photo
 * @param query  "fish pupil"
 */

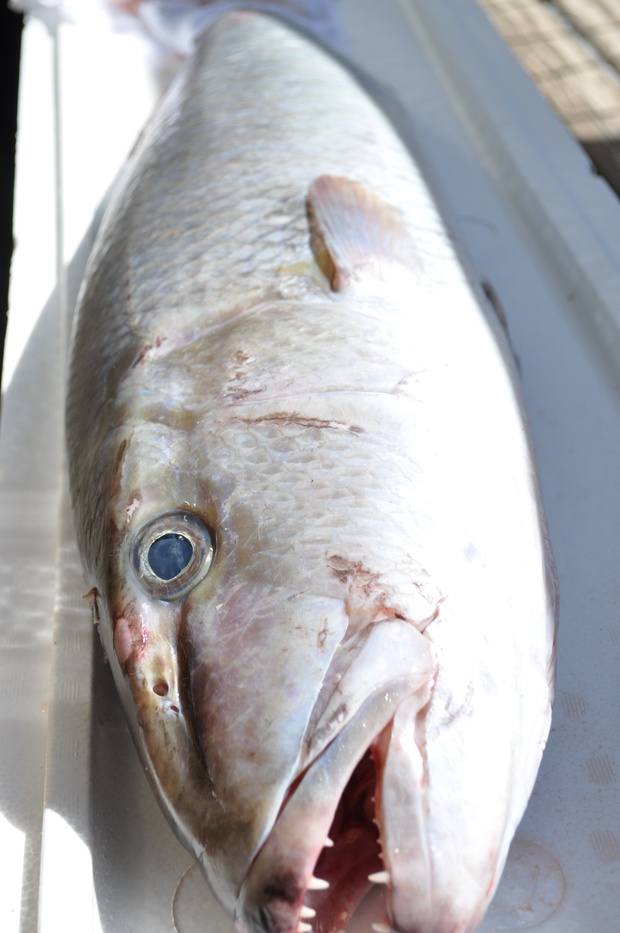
xmin=148 ymin=533 xmax=193 ymax=581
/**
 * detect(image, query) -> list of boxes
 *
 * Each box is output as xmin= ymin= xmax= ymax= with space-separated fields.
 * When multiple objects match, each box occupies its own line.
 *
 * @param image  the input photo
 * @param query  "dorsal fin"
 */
xmin=306 ymin=175 xmax=421 ymax=291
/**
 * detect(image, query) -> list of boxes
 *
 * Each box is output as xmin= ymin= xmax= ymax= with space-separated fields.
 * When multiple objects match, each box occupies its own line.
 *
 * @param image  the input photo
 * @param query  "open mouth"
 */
xmin=308 ymin=747 xmax=384 ymax=933
xmin=237 ymin=686 xmax=432 ymax=933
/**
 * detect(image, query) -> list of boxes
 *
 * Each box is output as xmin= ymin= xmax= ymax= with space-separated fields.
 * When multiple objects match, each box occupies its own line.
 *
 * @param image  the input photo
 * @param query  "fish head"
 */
xmin=68 ymin=168 xmax=555 ymax=933
xmin=89 ymin=406 xmax=460 ymax=933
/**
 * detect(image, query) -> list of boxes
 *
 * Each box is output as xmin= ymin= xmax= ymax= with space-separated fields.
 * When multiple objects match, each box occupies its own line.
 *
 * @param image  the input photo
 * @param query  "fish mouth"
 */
xmin=237 ymin=682 xmax=433 ymax=933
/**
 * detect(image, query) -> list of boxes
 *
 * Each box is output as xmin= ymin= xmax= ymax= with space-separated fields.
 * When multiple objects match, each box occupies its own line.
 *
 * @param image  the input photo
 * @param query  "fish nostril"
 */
xmin=153 ymin=680 xmax=169 ymax=697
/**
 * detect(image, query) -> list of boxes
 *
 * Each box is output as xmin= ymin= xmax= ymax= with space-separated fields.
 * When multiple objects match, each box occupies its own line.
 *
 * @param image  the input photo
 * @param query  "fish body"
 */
xmin=67 ymin=11 xmax=556 ymax=933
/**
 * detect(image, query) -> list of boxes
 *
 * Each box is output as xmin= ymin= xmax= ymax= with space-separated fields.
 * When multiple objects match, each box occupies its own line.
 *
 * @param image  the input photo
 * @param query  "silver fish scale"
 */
xmin=123 ymin=299 xmax=428 ymax=414
xmin=68 ymin=14 xmax=459 ymax=576
xmin=66 ymin=12 xmax=556 ymax=933
xmin=192 ymin=415 xmax=443 ymax=623
xmin=114 ymin=18 xmax=453 ymax=336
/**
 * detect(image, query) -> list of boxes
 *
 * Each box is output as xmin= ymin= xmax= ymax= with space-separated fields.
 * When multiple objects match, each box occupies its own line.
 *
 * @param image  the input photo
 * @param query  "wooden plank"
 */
xmin=477 ymin=0 xmax=620 ymax=195
xmin=556 ymin=0 xmax=620 ymax=70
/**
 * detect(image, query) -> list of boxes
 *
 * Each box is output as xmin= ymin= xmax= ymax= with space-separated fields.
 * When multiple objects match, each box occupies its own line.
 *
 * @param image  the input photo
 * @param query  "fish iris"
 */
xmin=148 ymin=533 xmax=194 ymax=580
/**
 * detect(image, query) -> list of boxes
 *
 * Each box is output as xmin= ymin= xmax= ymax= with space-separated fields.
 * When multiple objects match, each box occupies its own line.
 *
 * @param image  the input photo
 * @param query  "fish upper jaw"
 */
xmin=235 ymin=621 xmax=437 ymax=933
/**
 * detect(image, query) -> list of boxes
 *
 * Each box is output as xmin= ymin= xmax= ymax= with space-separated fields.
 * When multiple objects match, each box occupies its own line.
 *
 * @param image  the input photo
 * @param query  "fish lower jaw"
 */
xmin=237 ymin=744 xmax=388 ymax=933
xmin=235 ymin=697 xmax=487 ymax=933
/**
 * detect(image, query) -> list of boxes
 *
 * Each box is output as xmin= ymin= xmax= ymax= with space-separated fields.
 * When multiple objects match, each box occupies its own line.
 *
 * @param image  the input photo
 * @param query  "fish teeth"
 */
xmin=323 ymin=836 xmax=334 ymax=848
xmin=307 ymin=876 xmax=329 ymax=890
xmin=300 ymin=907 xmax=316 ymax=919
xmin=368 ymin=871 xmax=391 ymax=885
xmin=371 ymin=924 xmax=392 ymax=933
xmin=298 ymin=924 xmax=313 ymax=932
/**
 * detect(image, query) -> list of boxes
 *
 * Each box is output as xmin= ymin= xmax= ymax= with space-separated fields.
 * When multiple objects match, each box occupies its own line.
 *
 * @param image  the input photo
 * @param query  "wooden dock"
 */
xmin=477 ymin=0 xmax=620 ymax=195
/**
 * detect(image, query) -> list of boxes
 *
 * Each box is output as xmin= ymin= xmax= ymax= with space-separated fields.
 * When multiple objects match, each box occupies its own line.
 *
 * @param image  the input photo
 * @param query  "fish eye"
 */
xmin=132 ymin=511 xmax=215 ymax=601
xmin=148 ymin=533 xmax=194 ymax=580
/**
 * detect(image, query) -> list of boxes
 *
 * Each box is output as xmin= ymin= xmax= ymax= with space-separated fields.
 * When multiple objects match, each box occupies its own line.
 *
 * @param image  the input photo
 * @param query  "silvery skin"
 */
xmin=66 ymin=11 xmax=556 ymax=933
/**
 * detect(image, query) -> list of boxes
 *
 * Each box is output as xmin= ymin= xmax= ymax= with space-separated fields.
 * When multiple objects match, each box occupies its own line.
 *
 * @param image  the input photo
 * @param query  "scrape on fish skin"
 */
xmin=66 ymin=9 xmax=556 ymax=933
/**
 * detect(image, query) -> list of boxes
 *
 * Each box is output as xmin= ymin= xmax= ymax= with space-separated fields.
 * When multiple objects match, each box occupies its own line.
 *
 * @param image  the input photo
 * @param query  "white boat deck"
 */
xmin=1 ymin=1 xmax=619 ymax=930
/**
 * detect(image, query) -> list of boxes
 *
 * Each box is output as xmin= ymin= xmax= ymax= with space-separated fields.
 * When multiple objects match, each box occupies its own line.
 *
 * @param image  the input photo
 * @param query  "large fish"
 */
xmin=66 ymin=5 xmax=557 ymax=933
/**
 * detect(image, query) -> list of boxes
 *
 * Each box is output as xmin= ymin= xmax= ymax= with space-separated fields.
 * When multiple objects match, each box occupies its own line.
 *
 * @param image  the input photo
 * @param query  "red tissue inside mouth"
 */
xmin=308 ymin=748 xmax=385 ymax=933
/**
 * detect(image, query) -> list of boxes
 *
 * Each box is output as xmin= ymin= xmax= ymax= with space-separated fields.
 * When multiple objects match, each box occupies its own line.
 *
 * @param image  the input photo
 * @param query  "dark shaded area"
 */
xmin=0 ymin=1 xmax=24 ymax=390
xmin=582 ymin=137 xmax=620 ymax=200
